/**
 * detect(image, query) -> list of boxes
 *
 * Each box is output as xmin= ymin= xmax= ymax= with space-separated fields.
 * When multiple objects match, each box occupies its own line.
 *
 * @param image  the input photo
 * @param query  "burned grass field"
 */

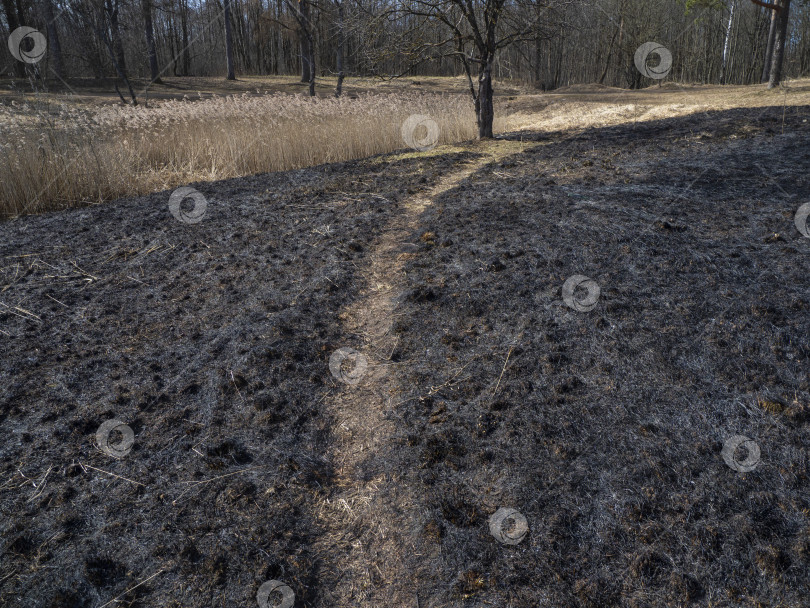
xmin=1 ymin=104 xmax=809 ymax=607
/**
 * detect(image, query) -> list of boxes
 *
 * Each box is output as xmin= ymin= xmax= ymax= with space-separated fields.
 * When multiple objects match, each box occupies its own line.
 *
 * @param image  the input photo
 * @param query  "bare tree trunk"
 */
xmin=289 ymin=0 xmax=314 ymax=92
xmin=298 ymin=0 xmax=312 ymax=83
xmin=180 ymin=0 xmax=190 ymax=75
xmin=235 ymin=1 xmax=251 ymax=72
xmin=168 ymin=8 xmax=179 ymax=76
xmin=107 ymin=0 xmax=127 ymax=74
xmin=299 ymin=35 xmax=309 ymax=82
xmin=335 ymin=0 xmax=345 ymax=97
xmin=276 ymin=0 xmax=284 ymax=73
xmin=599 ymin=18 xmax=620 ymax=85
xmin=42 ymin=0 xmax=65 ymax=81
xmin=94 ymin=21 xmax=138 ymax=104
xmin=768 ymin=0 xmax=792 ymax=88
xmin=720 ymin=0 xmax=735 ymax=84
xmin=224 ymin=0 xmax=236 ymax=79
xmin=3 ymin=0 xmax=26 ymax=78
xmin=142 ymin=0 xmax=162 ymax=83
xmin=477 ymin=56 xmax=494 ymax=138
xmin=299 ymin=37 xmax=310 ymax=82
xmin=762 ymin=3 xmax=778 ymax=82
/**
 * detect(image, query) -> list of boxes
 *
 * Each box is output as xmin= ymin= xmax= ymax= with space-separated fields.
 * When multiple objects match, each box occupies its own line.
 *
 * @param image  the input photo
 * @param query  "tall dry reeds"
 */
xmin=0 ymin=91 xmax=477 ymax=217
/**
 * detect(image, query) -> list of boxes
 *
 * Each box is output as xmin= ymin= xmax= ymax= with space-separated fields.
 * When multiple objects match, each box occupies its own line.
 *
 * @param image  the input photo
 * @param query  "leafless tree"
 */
xmin=383 ymin=0 xmax=567 ymax=137
xmin=3 ymin=0 xmax=809 ymax=98
xmin=287 ymin=0 xmax=315 ymax=94
xmin=766 ymin=0 xmax=792 ymax=86
xmin=141 ymin=0 xmax=161 ymax=82
xmin=224 ymin=0 xmax=236 ymax=78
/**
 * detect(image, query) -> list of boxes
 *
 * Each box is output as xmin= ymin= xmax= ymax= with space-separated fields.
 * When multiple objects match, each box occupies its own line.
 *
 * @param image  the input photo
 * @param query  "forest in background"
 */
xmin=3 ymin=0 xmax=810 ymax=92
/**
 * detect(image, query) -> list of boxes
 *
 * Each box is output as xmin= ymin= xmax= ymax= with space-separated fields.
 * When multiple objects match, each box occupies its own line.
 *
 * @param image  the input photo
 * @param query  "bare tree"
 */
xmin=720 ymin=0 xmax=736 ymax=83
xmin=334 ymin=0 xmax=345 ymax=96
xmin=224 ymin=0 xmax=236 ymax=79
xmin=761 ymin=1 xmax=778 ymax=81
xmin=2 ymin=0 xmax=27 ymax=77
xmin=288 ymin=0 xmax=315 ymax=94
xmin=141 ymin=0 xmax=161 ymax=82
xmin=4 ymin=0 xmax=807 ymax=92
xmin=392 ymin=0 xmax=561 ymax=137
xmin=42 ymin=0 xmax=65 ymax=80
xmin=71 ymin=0 xmax=138 ymax=103
xmin=276 ymin=0 xmax=285 ymax=73
xmin=767 ymin=0 xmax=792 ymax=86
xmin=105 ymin=0 xmax=126 ymax=73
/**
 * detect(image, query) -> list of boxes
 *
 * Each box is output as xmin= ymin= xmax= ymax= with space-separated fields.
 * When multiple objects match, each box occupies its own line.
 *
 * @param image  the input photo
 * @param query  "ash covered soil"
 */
xmin=1 ymin=105 xmax=810 ymax=608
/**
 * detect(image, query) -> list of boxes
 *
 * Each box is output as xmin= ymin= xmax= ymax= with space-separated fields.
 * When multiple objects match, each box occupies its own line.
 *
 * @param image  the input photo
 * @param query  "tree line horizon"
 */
xmin=3 ymin=0 xmax=809 ymax=136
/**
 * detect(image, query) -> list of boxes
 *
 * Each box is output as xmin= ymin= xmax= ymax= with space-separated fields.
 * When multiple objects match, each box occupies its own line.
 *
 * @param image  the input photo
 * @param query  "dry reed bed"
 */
xmin=0 ymin=91 xmax=477 ymax=217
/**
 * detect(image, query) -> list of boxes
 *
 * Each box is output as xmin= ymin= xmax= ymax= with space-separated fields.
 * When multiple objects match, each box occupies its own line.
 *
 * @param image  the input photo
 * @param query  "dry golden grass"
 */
xmin=501 ymin=77 xmax=810 ymax=133
xmin=0 ymin=90 xmax=477 ymax=217
xmin=3 ymin=75 xmax=809 ymax=218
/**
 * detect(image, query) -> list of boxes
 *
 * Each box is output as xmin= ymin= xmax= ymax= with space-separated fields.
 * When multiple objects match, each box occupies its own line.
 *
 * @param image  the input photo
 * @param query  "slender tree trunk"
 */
xmin=720 ymin=0 xmax=735 ymax=84
xmin=300 ymin=37 xmax=310 ymax=83
xmin=762 ymin=3 xmax=778 ymax=82
xmin=107 ymin=0 xmax=127 ymax=74
xmin=181 ymin=0 xmax=190 ymax=76
xmin=477 ymin=56 xmax=494 ymax=139
xmin=224 ymin=0 xmax=236 ymax=79
xmin=276 ymin=0 xmax=284 ymax=74
xmin=236 ymin=2 xmax=251 ymax=71
xmin=306 ymin=26 xmax=315 ymax=95
xmin=299 ymin=0 xmax=312 ymax=83
xmin=142 ymin=0 xmax=162 ymax=83
xmin=43 ymin=0 xmax=65 ymax=81
xmin=768 ymin=0 xmax=792 ymax=88
xmin=335 ymin=0 xmax=345 ymax=97
xmin=168 ymin=9 xmax=179 ymax=76
xmin=3 ymin=0 xmax=26 ymax=78
xmin=552 ymin=38 xmax=565 ymax=89
xmin=599 ymin=19 xmax=620 ymax=84
xmin=95 ymin=22 xmax=138 ymax=105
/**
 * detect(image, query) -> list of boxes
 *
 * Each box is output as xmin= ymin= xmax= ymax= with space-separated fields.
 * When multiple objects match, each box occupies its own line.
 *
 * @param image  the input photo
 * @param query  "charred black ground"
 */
xmin=1 ymin=105 xmax=809 ymax=608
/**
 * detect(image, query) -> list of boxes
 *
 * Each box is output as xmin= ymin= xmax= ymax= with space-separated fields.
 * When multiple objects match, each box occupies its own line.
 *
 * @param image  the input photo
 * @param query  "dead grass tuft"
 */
xmin=0 ymin=91 xmax=476 ymax=217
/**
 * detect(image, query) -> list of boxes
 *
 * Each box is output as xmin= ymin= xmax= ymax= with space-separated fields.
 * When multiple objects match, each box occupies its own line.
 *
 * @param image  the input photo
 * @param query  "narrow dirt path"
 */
xmin=313 ymin=142 xmax=527 ymax=606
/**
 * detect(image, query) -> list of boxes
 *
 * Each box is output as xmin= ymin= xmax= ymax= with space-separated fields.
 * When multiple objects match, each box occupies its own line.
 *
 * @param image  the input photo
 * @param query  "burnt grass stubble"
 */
xmin=0 ymin=105 xmax=809 ymax=607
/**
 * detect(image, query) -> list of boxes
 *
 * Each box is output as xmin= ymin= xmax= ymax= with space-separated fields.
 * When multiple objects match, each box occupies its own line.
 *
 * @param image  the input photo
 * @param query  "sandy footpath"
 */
xmin=1 ymin=104 xmax=809 ymax=607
